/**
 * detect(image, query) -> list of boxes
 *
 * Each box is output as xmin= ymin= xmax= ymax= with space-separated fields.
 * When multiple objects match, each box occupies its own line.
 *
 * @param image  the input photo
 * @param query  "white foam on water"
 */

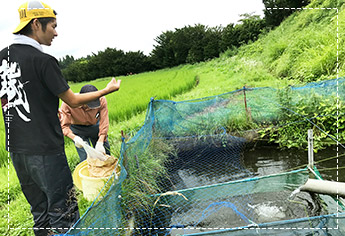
xmin=248 ymin=202 xmax=286 ymax=222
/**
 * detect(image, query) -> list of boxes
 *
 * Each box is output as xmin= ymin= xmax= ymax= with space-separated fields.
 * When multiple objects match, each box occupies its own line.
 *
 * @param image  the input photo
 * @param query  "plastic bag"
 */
xmin=81 ymin=142 xmax=109 ymax=161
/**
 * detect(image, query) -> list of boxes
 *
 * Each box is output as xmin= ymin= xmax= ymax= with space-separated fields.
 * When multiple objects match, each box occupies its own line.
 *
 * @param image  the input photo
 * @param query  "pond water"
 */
xmin=139 ymin=142 xmax=345 ymax=235
xmin=243 ymin=144 xmax=345 ymax=182
xmin=164 ymin=143 xmax=345 ymax=235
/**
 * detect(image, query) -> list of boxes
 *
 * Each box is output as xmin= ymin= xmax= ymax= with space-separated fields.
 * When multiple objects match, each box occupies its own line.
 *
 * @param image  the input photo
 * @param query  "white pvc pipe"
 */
xmin=308 ymin=129 xmax=314 ymax=169
xmin=301 ymin=178 xmax=345 ymax=197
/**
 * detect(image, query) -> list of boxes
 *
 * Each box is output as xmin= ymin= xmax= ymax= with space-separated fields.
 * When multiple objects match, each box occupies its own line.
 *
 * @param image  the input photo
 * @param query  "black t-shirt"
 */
xmin=0 ymin=44 xmax=69 ymax=154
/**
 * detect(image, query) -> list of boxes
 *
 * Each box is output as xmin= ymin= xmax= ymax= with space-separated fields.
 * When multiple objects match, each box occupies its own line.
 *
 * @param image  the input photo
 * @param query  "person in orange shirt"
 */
xmin=60 ymin=84 xmax=111 ymax=162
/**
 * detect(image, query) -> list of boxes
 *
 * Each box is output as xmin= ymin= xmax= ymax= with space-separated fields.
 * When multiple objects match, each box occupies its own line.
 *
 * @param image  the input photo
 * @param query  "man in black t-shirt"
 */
xmin=0 ymin=1 xmax=121 ymax=236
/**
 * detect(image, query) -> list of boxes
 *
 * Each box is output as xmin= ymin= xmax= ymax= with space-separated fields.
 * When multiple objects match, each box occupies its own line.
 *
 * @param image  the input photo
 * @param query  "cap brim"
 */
xmin=87 ymin=99 xmax=100 ymax=108
xmin=13 ymin=19 xmax=31 ymax=34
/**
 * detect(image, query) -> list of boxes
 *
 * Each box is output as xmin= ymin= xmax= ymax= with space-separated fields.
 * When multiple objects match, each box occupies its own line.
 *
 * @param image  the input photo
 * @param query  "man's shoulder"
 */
xmin=1 ymin=45 xmax=57 ymax=64
xmin=100 ymin=96 xmax=108 ymax=104
xmin=0 ymin=46 xmax=9 ymax=58
xmin=11 ymin=44 xmax=56 ymax=60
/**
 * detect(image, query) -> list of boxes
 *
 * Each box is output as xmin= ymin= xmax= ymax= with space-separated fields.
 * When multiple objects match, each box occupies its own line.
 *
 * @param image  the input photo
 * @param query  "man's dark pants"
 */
xmin=11 ymin=152 xmax=80 ymax=236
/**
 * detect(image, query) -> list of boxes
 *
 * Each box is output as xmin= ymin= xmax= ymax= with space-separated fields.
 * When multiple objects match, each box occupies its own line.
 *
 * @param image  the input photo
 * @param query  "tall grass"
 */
xmin=0 ymin=163 xmax=33 ymax=236
xmin=236 ymin=2 xmax=342 ymax=83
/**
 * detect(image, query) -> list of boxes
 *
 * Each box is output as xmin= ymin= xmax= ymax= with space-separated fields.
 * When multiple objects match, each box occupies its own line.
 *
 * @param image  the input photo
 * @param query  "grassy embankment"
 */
xmin=0 ymin=0 xmax=344 ymax=234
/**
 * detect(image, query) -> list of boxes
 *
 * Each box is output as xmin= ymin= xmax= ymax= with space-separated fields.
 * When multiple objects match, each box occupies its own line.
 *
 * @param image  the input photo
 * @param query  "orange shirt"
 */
xmin=59 ymin=96 xmax=109 ymax=138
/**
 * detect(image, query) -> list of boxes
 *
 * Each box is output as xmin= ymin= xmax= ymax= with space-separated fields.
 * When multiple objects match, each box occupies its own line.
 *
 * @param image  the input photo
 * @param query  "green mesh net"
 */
xmin=66 ymin=78 xmax=345 ymax=236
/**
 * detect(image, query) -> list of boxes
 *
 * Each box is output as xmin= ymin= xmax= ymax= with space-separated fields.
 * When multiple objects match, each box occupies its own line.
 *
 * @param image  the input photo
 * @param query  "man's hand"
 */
xmin=95 ymin=142 xmax=106 ymax=154
xmin=104 ymin=77 xmax=121 ymax=95
xmin=73 ymin=136 xmax=85 ymax=148
xmin=59 ymin=78 xmax=121 ymax=108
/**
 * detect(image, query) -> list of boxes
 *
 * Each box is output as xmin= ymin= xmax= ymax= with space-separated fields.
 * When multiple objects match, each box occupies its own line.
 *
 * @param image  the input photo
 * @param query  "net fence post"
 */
xmin=243 ymin=86 xmax=252 ymax=122
xmin=308 ymin=129 xmax=314 ymax=169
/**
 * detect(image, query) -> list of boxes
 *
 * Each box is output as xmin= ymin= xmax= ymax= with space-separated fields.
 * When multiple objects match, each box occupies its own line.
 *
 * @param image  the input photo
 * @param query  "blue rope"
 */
xmin=195 ymin=201 xmax=251 ymax=226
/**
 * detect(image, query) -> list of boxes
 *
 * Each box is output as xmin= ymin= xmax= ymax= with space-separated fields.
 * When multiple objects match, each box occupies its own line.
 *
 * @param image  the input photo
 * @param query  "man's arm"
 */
xmin=97 ymin=135 xmax=106 ymax=143
xmin=58 ymin=78 xmax=121 ymax=108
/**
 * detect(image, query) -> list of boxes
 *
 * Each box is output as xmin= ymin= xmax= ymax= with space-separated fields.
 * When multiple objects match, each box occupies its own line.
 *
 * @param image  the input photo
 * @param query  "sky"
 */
xmin=0 ymin=0 xmax=265 ymax=60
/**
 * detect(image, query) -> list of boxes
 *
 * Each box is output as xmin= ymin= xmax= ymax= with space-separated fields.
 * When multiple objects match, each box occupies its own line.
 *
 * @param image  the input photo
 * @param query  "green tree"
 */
xmin=184 ymin=24 xmax=207 ymax=64
xmin=151 ymin=24 xmax=223 ymax=67
xmin=122 ymin=51 xmax=155 ymax=74
xmin=235 ymin=13 xmax=266 ymax=45
xmin=263 ymin=0 xmax=310 ymax=28
xmin=220 ymin=23 xmax=237 ymax=51
xmin=58 ymin=55 xmax=75 ymax=70
xmin=201 ymin=26 xmax=222 ymax=61
xmin=62 ymin=48 xmax=155 ymax=81
xmin=62 ymin=59 xmax=89 ymax=82
xmin=150 ymin=30 xmax=176 ymax=68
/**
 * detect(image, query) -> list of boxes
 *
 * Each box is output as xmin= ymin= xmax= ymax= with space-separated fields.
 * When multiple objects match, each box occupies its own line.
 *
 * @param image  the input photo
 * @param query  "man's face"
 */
xmin=36 ymin=19 xmax=58 ymax=46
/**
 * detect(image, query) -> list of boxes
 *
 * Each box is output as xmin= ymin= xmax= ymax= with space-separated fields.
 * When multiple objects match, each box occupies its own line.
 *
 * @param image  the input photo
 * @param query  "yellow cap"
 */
xmin=13 ymin=1 xmax=56 ymax=34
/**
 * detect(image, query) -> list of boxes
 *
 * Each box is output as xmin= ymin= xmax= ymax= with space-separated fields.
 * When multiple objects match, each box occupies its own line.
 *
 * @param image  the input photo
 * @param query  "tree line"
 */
xmin=60 ymin=0 xmax=309 ymax=82
xmin=60 ymin=49 xmax=153 ymax=82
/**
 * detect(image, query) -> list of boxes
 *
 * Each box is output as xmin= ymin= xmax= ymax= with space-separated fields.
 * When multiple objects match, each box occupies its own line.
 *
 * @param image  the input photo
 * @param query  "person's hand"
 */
xmin=104 ymin=77 xmax=121 ymax=94
xmin=73 ymin=136 xmax=85 ymax=148
xmin=95 ymin=142 xmax=106 ymax=154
